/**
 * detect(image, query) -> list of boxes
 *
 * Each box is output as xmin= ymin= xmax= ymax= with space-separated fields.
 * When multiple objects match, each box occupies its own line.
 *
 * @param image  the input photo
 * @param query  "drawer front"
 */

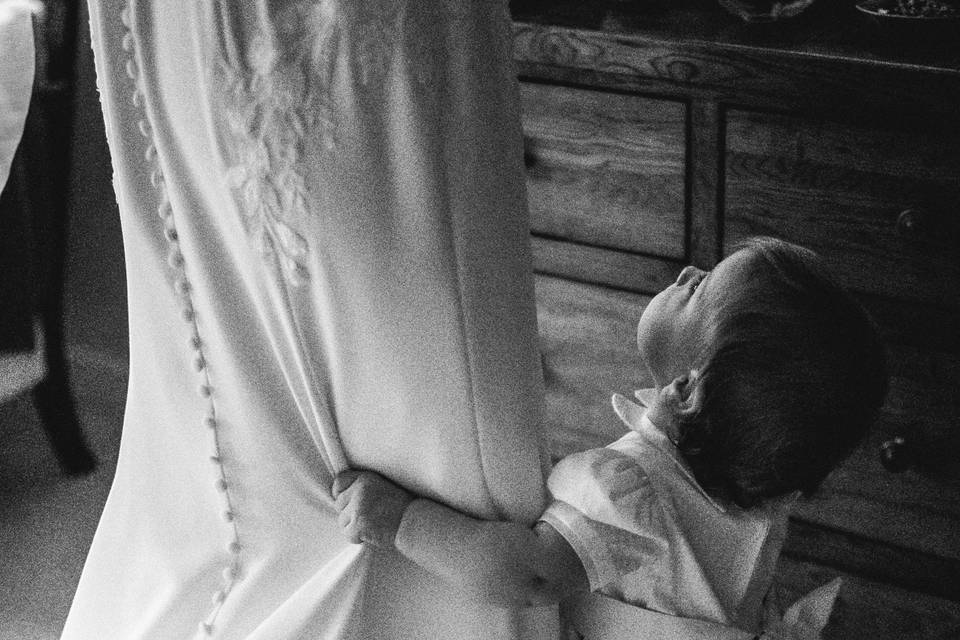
xmin=536 ymin=274 xmax=654 ymax=460
xmin=521 ymin=82 xmax=687 ymax=260
xmin=537 ymin=275 xmax=960 ymax=564
xmin=792 ymin=341 xmax=960 ymax=561
xmin=724 ymin=109 xmax=960 ymax=310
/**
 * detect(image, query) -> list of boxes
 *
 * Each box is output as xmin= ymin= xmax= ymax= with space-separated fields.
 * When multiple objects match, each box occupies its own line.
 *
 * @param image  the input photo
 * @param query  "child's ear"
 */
xmin=672 ymin=369 xmax=705 ymax=420
xmin=649 ymin=371 xmax=706 ymax=435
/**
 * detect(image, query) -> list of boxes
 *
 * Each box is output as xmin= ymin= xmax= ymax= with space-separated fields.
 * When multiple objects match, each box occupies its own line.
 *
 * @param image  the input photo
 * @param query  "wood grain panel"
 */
xmin=535 ymin=274 xmax=653 ymax=461
xmin=513 ymin=22 xmax=960 ymax=123
xmin=727 ymin=113 xmax=960 ymax=182
xmin=532 ymin=236 xmax=681 ymax=295
xmin=724 ymin=110 xmax=960 ymax=309
xmin=521 ymin=82 xmax=686 ymax=259
xmin=687 ymin=99 xmax=723 ymax=269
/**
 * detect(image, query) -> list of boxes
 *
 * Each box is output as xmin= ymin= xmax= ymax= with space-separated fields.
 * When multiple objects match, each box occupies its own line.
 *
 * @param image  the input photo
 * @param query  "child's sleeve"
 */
xmin=539 ymin=447 xmax=669 ymax=593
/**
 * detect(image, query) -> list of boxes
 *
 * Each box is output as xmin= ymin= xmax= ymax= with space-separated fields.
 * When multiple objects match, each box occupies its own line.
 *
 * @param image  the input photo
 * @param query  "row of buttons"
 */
xmin=120 ymin=4 xmax=242 ymax=636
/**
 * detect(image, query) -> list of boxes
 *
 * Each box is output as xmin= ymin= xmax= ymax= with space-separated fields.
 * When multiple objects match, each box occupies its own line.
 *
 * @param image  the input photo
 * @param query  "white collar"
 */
xmin=611 ymin=390 xmax=728 ymax=513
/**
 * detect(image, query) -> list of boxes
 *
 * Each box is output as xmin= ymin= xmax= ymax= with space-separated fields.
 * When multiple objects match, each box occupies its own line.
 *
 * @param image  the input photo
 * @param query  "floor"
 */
xmin=0 ymin=347 xmax=127 ymax=640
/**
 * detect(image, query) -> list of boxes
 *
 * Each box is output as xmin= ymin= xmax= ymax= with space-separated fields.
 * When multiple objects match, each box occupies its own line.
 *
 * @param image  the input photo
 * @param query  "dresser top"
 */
xmin=510 ymin=0 xmax=960 ymax=75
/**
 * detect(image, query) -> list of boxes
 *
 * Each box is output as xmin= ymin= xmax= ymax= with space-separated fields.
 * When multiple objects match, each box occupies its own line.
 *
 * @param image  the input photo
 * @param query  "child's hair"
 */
xmin=677 ymin=237 xmax=888 ymax=509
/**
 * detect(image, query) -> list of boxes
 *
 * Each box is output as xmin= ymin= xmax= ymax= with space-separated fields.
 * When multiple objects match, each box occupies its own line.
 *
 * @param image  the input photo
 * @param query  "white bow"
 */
xmin=761 ymin=578 xmax=843 ymax=639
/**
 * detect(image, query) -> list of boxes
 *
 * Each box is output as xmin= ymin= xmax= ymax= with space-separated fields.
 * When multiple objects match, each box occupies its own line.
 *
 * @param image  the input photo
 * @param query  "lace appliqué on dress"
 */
xmin=210 ymin=0 xmax=442 ymax=286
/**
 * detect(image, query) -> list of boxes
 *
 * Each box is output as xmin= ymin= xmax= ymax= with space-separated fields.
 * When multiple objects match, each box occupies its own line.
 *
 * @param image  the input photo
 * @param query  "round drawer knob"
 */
xmin=879 ymin=435 xmax=913 ymax=473
xmin=896 ymin=208 xmax=928 ymax=238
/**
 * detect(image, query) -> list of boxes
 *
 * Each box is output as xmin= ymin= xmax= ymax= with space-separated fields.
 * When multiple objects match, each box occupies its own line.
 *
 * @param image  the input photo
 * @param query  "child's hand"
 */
xmin=331 ymin=470 xmax=414 ymax=549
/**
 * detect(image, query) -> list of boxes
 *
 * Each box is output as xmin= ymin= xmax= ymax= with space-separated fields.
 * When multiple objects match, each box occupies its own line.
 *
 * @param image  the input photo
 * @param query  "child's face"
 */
xmin=636 ymin=249 xmax=755 ymax=387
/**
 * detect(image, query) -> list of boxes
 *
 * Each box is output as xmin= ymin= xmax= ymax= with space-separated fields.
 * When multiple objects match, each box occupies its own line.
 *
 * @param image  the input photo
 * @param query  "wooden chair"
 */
xmin=0 ymin=2 xmax=95 ymax=475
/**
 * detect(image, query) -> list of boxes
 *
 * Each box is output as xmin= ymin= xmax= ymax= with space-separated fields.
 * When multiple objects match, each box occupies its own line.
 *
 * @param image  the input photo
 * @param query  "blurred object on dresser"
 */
xmin=856 ymin=0 xmax=960 ymax=39
xmin=719 ymin=0 xmax=816 ymax=21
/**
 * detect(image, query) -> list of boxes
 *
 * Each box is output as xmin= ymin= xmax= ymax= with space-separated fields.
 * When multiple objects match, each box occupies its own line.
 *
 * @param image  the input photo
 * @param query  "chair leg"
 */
xmin=31 ymin=325 xmax=97 ymax=476
xmin=25 ymin=1 xmax=97 ymax=477
xmin=32 ymin=381 xmax=97 ymax=476
xmin=28 ymin=131 xmax=96 ymax=476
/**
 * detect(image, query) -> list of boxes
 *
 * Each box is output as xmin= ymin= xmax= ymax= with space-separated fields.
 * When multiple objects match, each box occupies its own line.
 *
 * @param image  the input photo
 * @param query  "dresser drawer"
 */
xmin=535 ymin=274 xmax=654 ymax=460
xmin=791 ymin=341 xmax=960 ymax=562
xmin=521 ymin=82 xmax=686 ymax=260
xmin=724 ymin=109 xmax=960 ymax=310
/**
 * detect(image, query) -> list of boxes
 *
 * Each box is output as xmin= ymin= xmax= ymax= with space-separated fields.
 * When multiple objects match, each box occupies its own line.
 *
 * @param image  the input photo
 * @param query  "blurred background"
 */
xmin=0 ymin=3 xmax=127 ymax=638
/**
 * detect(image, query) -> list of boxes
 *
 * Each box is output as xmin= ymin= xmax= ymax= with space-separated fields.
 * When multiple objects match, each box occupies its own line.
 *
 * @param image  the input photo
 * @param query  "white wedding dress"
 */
xmin=63 ymin=1 xmax=555 ymax=638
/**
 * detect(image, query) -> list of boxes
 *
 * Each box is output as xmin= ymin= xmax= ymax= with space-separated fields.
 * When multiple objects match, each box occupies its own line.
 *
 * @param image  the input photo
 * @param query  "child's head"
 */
xmin=637 ymin=237 xmax=888 ymax=509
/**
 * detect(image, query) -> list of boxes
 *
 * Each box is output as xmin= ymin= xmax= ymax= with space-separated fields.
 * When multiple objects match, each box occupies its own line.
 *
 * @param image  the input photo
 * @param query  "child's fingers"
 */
xmin=339 ymin=520 xmax=361 ymax=545
xmin=337 ymin=510 xmax=362 ymax=545
xmin=331 ymin=470 xmax=360 ymax=498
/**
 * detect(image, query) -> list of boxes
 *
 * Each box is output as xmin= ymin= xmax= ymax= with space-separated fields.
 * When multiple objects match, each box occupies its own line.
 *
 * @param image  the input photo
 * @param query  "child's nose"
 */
xmin=676 ymin=265 xmax=704 ymax=286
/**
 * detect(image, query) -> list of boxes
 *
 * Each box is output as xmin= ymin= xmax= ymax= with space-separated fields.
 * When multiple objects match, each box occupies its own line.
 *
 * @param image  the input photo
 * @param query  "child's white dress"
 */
xmin=541 ymin=392 xmax=837 ymax=639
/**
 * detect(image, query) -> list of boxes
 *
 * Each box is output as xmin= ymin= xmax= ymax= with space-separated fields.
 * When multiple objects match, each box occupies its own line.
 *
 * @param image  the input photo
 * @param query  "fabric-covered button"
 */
xmin=223 ymin=565 xmax=241 ymax=582
xmin=156 ymin=199 xmax=172 ymax=220
xmin=120 ymin=5 xmax=242 ymax=634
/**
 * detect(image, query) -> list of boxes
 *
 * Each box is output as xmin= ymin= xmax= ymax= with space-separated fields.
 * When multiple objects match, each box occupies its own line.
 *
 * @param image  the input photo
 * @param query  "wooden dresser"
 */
xmin=511 ymin=1 xmax=960 ymax=636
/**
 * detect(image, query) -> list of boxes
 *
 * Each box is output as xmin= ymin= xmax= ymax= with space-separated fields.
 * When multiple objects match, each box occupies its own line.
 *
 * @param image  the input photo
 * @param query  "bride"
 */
xmin=62 ymin=1 xmax=554 ymax=638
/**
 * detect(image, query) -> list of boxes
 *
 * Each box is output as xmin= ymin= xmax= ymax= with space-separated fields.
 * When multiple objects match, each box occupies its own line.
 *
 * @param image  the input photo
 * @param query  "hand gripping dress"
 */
xmin=63 ymin=1 xmax=555 ymax=638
